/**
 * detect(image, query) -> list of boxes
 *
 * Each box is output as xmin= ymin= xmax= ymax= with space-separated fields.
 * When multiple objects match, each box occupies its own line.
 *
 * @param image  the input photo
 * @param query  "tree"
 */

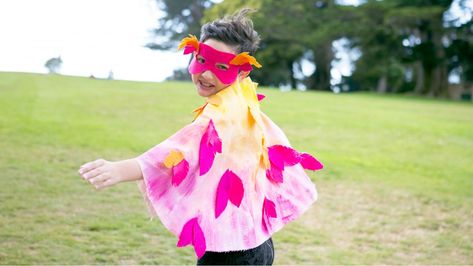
xmin=387 ymin=0 xmax=454 ymax=97
xmin=299 ymin=1 xmax=358 ymax=91
xmin=205 ymin=0 xmax=356 ymax=90
xmin=445 ymin=12 xmax=473 ymax=95
xmin=150 ymin=0 xmax=472 ymax=98
xmin=146 ymin=0 xmax=215 ymax=50
xmin=350 ymin=1 xmax=407 ymax=93
xmin=166 ymin=68 xmax=192 ymax=81
xmin=44 ymin=56 xmax=62 ymax=74
xmin=201 ymin=0 xmax=304 ymax=88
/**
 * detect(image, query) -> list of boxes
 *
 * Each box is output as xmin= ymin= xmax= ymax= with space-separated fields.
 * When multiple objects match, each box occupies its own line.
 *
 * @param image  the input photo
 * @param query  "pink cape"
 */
xmin=137 ymin=77 xmax=322 ymax=258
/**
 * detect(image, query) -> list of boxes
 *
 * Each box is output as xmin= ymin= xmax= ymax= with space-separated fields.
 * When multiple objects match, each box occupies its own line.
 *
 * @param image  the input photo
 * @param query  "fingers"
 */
xmin=89 ymin=173 xmax=108 ymax=185
xmin=95 ymin=178 xmax=117 ymax=190
xmin=78 ymin=159 xmax=106 ymax=176
xmin=78 ymin=159 xmax=112 ymax=190
xmin=89 ymin=174 xmax=111 ymax=190
xmin=82 ymin=167 xmax=103 ymax=181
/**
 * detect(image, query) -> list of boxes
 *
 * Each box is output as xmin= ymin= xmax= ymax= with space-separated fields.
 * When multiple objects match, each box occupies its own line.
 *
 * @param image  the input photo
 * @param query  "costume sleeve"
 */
xmin=136 ymin=121 xmax=207 ymax=228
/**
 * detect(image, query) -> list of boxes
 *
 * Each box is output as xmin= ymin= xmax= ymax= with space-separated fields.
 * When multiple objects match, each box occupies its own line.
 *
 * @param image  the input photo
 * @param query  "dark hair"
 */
xmin=200 ymin=8 xmax=260 ymax=55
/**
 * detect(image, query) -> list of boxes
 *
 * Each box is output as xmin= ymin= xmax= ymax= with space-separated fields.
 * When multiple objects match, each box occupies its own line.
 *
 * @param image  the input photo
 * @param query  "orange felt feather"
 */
xmin=193 ymin=103 xmax=208 ymax=121
xmin=164 ymin=150 xmax=184 ymax=168
xmin=177 ymin=34 xmax=199 ymax=53
xmin=230 ymin=52 xmax=262 ymax=68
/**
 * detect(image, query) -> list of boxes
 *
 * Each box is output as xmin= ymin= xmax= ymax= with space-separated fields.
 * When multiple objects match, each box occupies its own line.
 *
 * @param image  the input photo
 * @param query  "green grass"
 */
xmin=0 ymin=72 xmax=472 ymax=264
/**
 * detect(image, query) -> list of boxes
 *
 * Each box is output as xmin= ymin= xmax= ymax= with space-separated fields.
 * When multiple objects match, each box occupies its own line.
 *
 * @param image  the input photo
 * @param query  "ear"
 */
xmin=238 ymin=71 xmax=250 ymax=82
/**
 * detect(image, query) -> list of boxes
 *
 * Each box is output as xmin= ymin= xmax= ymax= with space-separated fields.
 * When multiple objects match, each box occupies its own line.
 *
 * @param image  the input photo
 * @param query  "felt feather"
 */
xmin=266 ymin=145 xmax=324 ymax=183
xmin=172 ymin=159 xmax=189 ymax=186
xmin=257 ymin=93 xmax=266 ymax=101
xmin=176 ymin=218 xmax=194 ymax=247
xmin=177 ymin=217 xmax=207 ymax=258
xmin=265 ymin=145 xmax=324 ymax=183
xmin=262 ymin=197 xmax=277 ymax=233
xmin=193 ymin=103 xmax=207 ymax=121
xmin=163 ymin=150 xmax=184 ymax=168
xmin=199 ymin=119 xmax=222 ymax=175
xmin=177 ymin=34 xmax=199 ymax=54
xmin=228 ymin=173 xmax=244 ymax=207
xmin=215 ymin=170 xmax=244 ymax=218
xmin=265 ymin=166 xmax=283 ymax=183
xmin=300 ymin=152 xmax=324 ymax=171
xmin=230 ymin=52 xmax=262 ymax=68
xmin=268 ymin=145 xmax=300 ymax=168
xmin=163 ymin=150 xmax=189 ymax=186
xmin=266 ymin=145 xmax=299 ymax=183
xmin=192 ymin=220 xmax=206 ymax=259
xmin=215 ymin=174 xmax=230 ymax=219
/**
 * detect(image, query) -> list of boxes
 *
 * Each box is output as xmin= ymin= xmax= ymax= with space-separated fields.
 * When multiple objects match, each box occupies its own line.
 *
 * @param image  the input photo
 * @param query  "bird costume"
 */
xmin=137 ymin=35 xmax=323 ymax=258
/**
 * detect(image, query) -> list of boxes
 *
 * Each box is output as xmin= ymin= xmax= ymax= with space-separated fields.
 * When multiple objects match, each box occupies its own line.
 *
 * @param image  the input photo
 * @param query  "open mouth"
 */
xmin=199 ymin=80 xmax=215 ymax=90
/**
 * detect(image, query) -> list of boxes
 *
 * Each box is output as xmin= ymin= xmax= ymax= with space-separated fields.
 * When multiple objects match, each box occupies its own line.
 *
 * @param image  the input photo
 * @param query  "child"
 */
xmin=78 ymin=9 xmax=323 ymax=265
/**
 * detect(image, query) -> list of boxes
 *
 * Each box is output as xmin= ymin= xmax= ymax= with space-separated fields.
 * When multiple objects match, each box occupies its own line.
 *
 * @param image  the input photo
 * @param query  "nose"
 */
xmin=201 ymin=70 xmax=213 ymax=80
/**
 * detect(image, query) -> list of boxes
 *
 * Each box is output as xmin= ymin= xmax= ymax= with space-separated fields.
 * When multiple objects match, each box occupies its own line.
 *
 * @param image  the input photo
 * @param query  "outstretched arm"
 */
xmin=78 ymin=158 xmax=143 ymax=190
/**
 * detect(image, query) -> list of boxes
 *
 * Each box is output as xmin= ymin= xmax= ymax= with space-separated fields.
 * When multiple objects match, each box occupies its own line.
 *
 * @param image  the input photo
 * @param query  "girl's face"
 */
xmin=191 ymin=39 xmax=248 ymax=97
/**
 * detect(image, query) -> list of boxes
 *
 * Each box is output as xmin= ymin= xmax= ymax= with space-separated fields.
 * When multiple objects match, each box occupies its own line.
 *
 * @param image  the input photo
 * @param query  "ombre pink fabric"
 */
xmin=137 ymin=77 xmax=322 ymax=256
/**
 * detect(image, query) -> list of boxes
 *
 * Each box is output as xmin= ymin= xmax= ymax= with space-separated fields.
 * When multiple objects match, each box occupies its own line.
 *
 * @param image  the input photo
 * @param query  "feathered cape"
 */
xmin=137 ymin=77 xmax=323 ymax=258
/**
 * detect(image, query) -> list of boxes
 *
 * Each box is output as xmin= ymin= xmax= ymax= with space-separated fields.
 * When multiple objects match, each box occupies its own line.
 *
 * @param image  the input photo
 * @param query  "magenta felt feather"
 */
xmin=266 ymin=145 xmax=323 ymax=183
xmin=300 ymin=152 xmax=324 ymax=170
xmin=172 ymin=159 xmax=189 ymax=186
xmin=177 ymin=217 xmax=207 ymax=258
xmin=266 ymin=145 xmax=300 ymax=183
xmin=215 ymin=170 xmax=244 ymax=218
xmin=183 ymin=45 xmax=196 ymax=55
xmin=265 ymin=166 xmax=283 ymax=183
xmin=199 ymin=119 xmax=222 ymax=176
xmin=257 ymin=93 xmax=266 ymax=101
xmin=262 ymin=197 xmax=277 ymax=233
xmin=268 ymin=145 xmax=300 ymax=168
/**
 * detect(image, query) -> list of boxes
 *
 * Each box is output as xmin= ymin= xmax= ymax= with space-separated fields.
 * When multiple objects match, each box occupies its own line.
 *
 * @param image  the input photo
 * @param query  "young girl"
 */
xmin=79 ymin=9 xmax=323 ymax=265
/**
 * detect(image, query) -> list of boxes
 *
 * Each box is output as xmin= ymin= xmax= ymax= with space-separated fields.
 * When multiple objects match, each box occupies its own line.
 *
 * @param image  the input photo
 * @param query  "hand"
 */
xmin=78 ymin=159 xmax=123 ymax=190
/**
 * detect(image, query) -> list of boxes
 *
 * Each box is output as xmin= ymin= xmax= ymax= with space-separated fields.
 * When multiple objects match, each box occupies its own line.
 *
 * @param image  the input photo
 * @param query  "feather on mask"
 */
xmin=178 ymin=34 xmax=262 ymax=84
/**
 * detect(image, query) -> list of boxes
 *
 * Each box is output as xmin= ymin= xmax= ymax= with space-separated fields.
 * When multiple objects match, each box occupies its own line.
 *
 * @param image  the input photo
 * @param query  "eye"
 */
xmin=215 ymin=63 xmax=229 ymax=71
xmin=196 ymin=55 xmax=205 ymax=64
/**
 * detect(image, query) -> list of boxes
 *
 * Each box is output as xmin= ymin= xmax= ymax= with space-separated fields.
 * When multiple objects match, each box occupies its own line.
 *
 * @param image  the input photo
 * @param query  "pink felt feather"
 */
xmin=264 ymin=198 xmax=277 ymax=218
xmin=172 ymin=159 xmax=189 ymax=186
xmin=215 ymin=170 xmax=244 ymax=218
xmin=266 ymin=145 xmax=301 ymax=183
xmin=268 ymin=145 xmax=300 ymax=168
xmin=265 ymin=166 xmax=284 ymax=183
xmin=192 ymin=221 xmax=206 ymax=258
xmin=177 ymin=218 xmax=195 ymax=247
xmin=262 ymin=197 xmax=277 ymax=233
xmin=215 ymin=171 xmax=230 ymax=218
xmin=300 ymin=152 xmax=324 ymax=171
xmin=228 ymin=172 xmax=244 ymax=207
xmin=240 ymin=63 xmax=253 ymax=72
xmin=199 ymin=119 xmax=222 ymax=176
xmin=183 ymin=45 xmax=196 ymax=55
xmin=177 ymin=217 xmax=207 ymax=259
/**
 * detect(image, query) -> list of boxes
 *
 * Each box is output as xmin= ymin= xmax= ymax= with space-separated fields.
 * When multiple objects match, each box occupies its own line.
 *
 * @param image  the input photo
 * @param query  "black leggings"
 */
xmin=197 ymin=238 xmax=274 ymax=265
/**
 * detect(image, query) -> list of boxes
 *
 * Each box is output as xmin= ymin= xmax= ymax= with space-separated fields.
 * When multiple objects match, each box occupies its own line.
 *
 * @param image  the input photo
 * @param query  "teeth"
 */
xmin=200 ymin=81 xmax=213 ymax=87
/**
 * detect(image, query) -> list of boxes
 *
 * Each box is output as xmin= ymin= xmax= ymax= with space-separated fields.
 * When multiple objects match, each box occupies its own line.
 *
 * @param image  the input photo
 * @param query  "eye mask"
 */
xmin=178 ymin=34 xmax=261 ymax=84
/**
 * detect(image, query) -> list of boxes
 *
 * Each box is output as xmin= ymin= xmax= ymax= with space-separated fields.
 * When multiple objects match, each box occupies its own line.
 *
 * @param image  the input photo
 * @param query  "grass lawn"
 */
xmin=0 ymin=72 xmax=472 ymax=264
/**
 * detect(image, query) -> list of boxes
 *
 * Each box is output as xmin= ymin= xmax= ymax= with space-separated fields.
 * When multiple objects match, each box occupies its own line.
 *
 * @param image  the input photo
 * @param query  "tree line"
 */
xmin=148 ymin=0 xmax=473 ymax=99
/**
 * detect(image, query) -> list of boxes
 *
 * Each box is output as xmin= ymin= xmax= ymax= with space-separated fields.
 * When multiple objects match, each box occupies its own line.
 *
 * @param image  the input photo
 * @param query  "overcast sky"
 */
xmin=0 ymin=0 xmax=189 ymax=82
xmin=0 ymin=0 xmax=471 ymax=83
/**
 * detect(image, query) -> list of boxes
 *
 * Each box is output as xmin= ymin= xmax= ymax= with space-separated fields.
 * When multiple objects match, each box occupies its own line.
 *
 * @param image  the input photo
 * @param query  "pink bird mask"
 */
xmin=178 ymin=34 xmax=262 ymax=85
